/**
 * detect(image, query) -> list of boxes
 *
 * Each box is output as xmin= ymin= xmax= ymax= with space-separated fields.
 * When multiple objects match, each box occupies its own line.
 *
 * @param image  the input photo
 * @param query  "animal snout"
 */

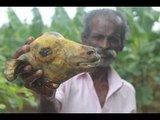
xmin=86 ymin=47 xmax=96 ymax=56
xmin=86 ymin=47 xmax=101 ymax=62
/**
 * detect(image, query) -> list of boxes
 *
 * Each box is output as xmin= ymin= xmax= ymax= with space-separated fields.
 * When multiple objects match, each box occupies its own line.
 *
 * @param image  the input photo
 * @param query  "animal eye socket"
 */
xmin=39 ymin=47 xmax=52 ymax=57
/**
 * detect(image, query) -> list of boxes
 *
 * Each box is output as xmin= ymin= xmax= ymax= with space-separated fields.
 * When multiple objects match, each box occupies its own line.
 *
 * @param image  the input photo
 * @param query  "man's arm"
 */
xmin=38 ymin=92 xmax=61 ymax=113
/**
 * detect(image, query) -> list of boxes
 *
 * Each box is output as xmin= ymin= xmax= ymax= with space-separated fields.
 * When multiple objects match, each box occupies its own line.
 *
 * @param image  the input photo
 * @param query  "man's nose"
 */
xmin=99 ymin=38 xmax=111 ymax=49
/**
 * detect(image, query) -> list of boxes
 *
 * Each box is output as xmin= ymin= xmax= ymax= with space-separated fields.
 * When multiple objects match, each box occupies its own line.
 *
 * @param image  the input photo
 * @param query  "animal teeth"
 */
xmin=87 ymin=65 xmax=92 ymax=67
xmin=52 ymin=83 xmax=59 ymax=89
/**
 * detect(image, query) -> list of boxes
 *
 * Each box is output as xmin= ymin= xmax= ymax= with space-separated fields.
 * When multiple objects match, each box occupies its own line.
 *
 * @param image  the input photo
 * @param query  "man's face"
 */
xmin=82 ymin=16 xmax=123 ymax=67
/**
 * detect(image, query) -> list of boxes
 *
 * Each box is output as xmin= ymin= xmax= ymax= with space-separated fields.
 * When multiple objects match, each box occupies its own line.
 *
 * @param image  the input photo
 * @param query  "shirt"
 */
xmin=55 ymin=67 xmax=137 ymax=113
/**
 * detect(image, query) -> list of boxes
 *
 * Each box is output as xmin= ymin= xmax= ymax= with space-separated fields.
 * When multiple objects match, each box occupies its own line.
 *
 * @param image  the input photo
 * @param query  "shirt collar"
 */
xmin=78 ymin=66 xmax=123 ymax=99
xmin=107 ymin=66 xmax=123 ymax=99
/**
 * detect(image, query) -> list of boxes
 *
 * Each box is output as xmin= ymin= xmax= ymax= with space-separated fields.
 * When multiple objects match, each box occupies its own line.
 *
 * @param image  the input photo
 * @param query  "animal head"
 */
xmin=4 ymin=32 xmax=101 ymax=87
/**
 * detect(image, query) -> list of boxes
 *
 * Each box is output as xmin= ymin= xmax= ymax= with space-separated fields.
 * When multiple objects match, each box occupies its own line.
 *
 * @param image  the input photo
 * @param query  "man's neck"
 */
xmin=89 ymin=66 xmax=110 ymax=82
xmin=89 ymin=66 xmax=110 ymax=108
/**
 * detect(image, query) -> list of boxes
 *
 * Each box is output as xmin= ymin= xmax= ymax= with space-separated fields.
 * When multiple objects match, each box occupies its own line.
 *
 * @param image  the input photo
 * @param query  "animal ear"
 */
xmin=4 ymin=59 xmax=23 ymax=81
xmin=4 ymin=54 xmax=28 ymax=81
xmin=39 ymin=47 xmax=53 ymax=57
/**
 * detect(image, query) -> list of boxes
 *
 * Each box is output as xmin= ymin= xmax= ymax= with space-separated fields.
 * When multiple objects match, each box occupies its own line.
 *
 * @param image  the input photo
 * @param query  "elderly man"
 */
xmin=13 ymin=8 xmax=136 ymax=113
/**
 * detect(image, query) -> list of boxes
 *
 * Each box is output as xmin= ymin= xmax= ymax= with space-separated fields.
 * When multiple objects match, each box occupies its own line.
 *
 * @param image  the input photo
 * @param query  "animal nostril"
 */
xmin=87 ymin=50 xmax=95 ymax=55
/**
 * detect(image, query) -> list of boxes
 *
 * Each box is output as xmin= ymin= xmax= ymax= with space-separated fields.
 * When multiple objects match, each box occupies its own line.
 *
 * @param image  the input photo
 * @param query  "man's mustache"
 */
xmin=95 ymin=48 xmax=117 ymax=59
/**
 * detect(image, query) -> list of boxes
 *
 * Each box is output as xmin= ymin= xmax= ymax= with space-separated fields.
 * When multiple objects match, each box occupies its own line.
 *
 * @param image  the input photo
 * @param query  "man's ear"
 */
xmin=81 ymin=34 xmax=87 ymax=45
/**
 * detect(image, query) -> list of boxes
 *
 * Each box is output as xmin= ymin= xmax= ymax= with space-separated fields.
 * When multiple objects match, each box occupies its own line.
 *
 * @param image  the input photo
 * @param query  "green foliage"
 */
xmin=115 ymin=7 xmax=160 ymax=111
xmin=72 ymin=7 xmax=86 ymax=43
xmin=29 ymin=7 xmax=44 ymax=38
xmin=0 ymin=7 xmax=160 ymax=113
xmin=0 ymin=7 xmax=41 ymax=112
xmin=0 ymin=60 xmax=37 ymax=112
xmin=50 ymin=7 xmax=86 ymax=43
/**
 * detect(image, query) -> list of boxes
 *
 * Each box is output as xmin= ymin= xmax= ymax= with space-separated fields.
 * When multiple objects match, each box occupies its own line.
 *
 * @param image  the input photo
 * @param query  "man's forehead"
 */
xmin=90 ymin=15 xmax=122 ymax=36
xmin=92 ymin=15 xmax=123 ymax=26
xmin=114 ymin=16 xmax=123 ymax=25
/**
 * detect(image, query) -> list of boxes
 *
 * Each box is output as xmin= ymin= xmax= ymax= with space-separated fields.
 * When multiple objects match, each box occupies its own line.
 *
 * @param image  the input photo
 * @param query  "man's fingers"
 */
xmin=24 ymin=36 xmax=35 ymax=45
xmin=12 ymin=36 xmax=35 ymax=59
xmin=23 ymin=70 xmax=43 ymax=88
xmin=12 ymin=45 xmax=30 ymax=59
xmin=18 ymin=65 xmax=32 ymax=76
xmin=32 ymin=85 xmax=55 ymax=97
xmin=22 ymin=65 xmax=32 ymax=73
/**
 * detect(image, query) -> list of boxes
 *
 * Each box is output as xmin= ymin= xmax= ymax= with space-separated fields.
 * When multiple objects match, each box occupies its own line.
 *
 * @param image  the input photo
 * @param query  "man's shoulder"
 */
xmin=110 ymin=67 xmax=136 ymax=93
xmin=121 ymin=79 xmax=136 ymax=93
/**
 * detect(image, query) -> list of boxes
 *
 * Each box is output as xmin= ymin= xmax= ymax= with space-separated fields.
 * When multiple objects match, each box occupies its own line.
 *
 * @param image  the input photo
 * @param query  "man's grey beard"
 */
xmin=96 ymin=48 xmax=117 ymax=67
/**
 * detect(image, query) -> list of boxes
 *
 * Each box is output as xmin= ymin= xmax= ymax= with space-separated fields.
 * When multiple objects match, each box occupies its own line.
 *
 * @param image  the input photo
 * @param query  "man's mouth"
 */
xmin=99 ymin=49 xmax=117 ymax=59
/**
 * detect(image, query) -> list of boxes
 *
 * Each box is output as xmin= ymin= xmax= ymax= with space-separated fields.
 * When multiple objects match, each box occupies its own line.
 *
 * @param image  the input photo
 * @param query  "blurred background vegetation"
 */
xmin=0 ymin=7 xmax=160 ymax=113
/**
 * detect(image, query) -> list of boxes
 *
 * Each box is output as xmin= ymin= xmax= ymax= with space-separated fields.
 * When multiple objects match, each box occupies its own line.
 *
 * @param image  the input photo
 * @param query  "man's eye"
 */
xmin=92 ymin=35 xmax=104 ymax=40
xmin=108 ymin=36 xmax=120 ymax=44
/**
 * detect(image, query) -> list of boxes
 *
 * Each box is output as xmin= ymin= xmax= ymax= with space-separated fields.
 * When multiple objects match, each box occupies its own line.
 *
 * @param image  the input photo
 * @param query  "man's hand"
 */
xmin=13 ymin=36 xmax=55 ymax=97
